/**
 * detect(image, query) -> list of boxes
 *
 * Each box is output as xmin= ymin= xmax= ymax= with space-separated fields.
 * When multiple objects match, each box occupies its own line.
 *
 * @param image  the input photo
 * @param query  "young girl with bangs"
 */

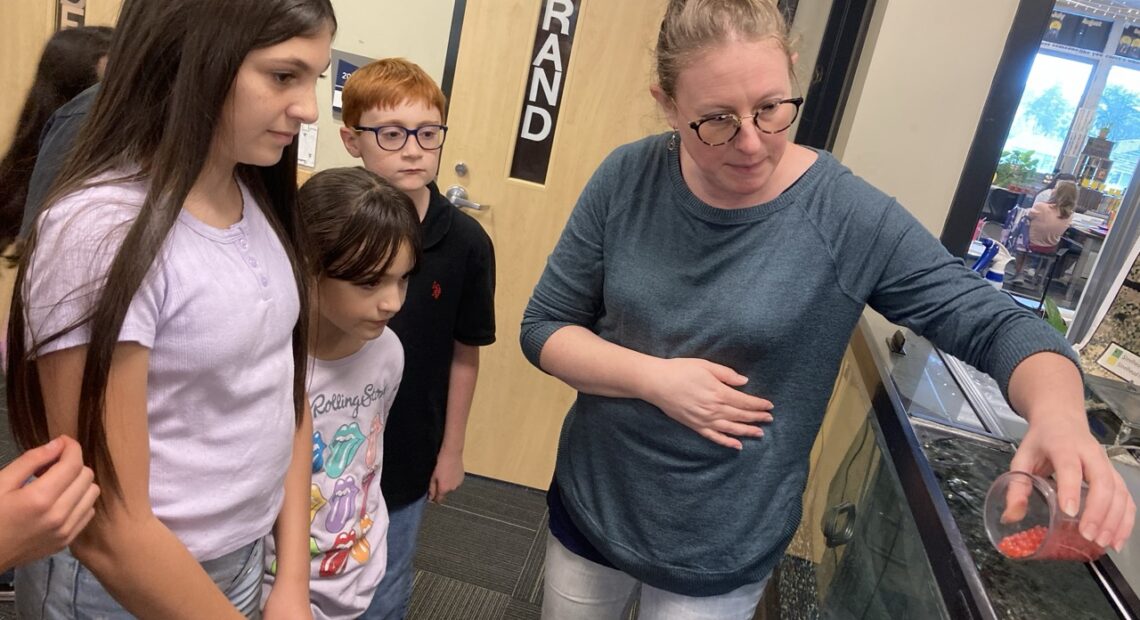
xmin=8 ymin=0 xmax=336 ymax=617
xmin=262 ymin=167 xmax=420 ymax=620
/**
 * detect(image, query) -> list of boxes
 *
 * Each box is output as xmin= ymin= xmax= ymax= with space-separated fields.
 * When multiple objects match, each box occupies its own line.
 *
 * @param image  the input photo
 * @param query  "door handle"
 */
xmin=446 ymin=185 xmax=487 ymax=211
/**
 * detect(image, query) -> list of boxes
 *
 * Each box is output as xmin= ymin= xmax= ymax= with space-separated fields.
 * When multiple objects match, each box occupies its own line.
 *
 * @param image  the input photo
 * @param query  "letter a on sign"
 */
xmin=510 ymin=0 xmax=581 ymax=184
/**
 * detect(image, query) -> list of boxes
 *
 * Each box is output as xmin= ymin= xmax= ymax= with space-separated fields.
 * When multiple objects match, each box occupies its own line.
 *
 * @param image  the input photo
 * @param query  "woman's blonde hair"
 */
xmin=1049 ymin=181 xmax=1077 ymax=219
xmin=655 ymin=0 xmax=795 ymax=98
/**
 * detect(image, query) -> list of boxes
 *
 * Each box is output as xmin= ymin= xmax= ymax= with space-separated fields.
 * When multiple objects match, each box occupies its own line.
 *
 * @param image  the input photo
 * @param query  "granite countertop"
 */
xmin=1080 ymin=255 xmax=1140 ymax=382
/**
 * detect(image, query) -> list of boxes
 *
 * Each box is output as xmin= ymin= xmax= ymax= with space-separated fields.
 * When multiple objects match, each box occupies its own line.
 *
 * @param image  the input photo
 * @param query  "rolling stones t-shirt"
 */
xmin=263 ymin=329 xmax=403 ymax=620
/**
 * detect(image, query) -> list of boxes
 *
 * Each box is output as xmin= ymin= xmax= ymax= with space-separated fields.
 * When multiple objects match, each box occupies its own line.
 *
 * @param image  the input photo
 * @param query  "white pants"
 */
xmin=542 ymin=534 xmax=769 ymax=620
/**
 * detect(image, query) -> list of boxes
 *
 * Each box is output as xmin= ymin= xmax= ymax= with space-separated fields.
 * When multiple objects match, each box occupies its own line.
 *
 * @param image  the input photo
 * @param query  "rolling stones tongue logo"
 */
xmin=351 ymin=531 xmax=372 ymax=564
xmin=325 ymin=422 xmax=366 ymax=479
xmin=310 ymin=484 xmax=327 ymax=524
xmin=312 ymin=431 xmax=327 ymax=474
xmin=365 ymin=415 xmax=382 ymax=469
xmin=359 ymin=471 xmax=376 ymax=519
xmin=325 ymin=476 xmax=360 ymax=533
xmin=319 ymin=530 xmax=357 ymax=577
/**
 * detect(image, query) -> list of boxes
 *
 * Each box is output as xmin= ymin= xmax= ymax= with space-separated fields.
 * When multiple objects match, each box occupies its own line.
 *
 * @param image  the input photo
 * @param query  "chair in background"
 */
xmin=982 ymin=187 xmax=1021 ymax=223
xmin=1007 ymin=237 xmax=1081 ymax=311
xmin=979 ymin=220 xmax=1005 ymax=243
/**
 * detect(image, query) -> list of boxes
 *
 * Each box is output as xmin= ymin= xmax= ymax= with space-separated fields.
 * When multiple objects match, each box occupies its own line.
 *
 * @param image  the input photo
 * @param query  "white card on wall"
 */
xmin=298 ymin=123 xmax=318 ymax=168
xmin=1097 ymin=342 xmax=1140 ymax=385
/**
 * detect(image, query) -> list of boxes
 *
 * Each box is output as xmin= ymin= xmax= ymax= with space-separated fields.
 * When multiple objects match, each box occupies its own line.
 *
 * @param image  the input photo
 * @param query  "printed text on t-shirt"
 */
xmin=311 ymin=383 xmax=390 ymax=419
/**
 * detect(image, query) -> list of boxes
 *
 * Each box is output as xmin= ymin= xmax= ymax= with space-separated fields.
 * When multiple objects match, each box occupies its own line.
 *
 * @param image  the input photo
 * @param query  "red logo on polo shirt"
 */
xmin=431 ymin=281 xmax=442 ymax=300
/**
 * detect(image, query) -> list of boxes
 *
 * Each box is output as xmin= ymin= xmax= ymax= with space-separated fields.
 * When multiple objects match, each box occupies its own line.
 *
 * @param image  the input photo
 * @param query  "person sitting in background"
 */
xmin=1028 ymin=181 xmax=1077 ymax=253
xmin=1033 ymin=172 xmax=1076 ymax=205
xmin=1011 ymin=180 xmax=1077 ymax=285
xmin=0 ymin=26 xmax=112 ymax=248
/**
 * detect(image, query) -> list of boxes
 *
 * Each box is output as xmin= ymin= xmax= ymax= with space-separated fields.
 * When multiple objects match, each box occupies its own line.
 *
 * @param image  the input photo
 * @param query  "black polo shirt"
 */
xmin=380 ymin=183 xmax=496 ymax=508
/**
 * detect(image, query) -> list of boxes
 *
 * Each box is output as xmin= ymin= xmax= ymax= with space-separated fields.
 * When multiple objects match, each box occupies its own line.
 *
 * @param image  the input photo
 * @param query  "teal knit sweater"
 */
xmin=520 ymin=133 xmax=1077 ymax=596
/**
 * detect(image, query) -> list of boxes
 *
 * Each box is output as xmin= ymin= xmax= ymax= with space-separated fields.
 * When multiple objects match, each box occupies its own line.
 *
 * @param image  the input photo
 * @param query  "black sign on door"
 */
xmin=509 ymin=0 xmax=581 ymax=184
xmin=59 ymin=0 xmax=86 ymax=28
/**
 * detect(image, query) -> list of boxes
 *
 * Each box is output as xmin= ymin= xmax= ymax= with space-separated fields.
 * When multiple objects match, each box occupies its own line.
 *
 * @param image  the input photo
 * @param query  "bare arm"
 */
xmin=1006 ymin=352 xmax=1135 ymax=551
xmin=263 ymin=401 xmax=314 ymax=619
xmin=40 ymin=344 xmax=243 ymax=619
xmin=430 ymin=342 xmax=479 ymax=503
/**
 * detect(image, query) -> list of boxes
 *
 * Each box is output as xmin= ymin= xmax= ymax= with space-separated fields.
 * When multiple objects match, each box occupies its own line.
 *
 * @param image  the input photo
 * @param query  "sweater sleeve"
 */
xmin=861 ymin=196 xmax=1079 ymax=399
xmin=519 ymin=155 xmax=615 ymax=369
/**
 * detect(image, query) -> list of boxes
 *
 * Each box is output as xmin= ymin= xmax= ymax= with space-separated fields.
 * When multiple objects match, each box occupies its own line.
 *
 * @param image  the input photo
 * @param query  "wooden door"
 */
xmin=439 ymin=0 xmax=668 ymax=488
xmin=1 ymin=0 xmax=122 ymax=150
xmin=1 ymin=1 xmax=55 ymax=151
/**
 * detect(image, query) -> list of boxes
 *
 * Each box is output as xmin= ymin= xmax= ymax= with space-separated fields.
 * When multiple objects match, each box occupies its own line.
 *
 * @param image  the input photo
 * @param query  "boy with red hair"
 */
xmin=339 ymin=59 xmax=496 ymax=619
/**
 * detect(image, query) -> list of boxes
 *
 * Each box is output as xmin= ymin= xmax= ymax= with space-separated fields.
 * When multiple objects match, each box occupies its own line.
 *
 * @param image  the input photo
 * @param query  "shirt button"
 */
xmin=238 ymin=238 xmax=249 ymax=250
xmin=260 ymin=275 xmax=269 ymax=286
xmin=247 ymin=257 xmax=258 ymax=268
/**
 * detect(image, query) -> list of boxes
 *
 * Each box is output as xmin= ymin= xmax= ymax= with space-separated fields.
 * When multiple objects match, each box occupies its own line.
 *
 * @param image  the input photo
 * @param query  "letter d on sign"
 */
xmin=59 ymin=0 xmax=86 ymax=28
xmin=520 ymin=106 xmax=552 ymax=142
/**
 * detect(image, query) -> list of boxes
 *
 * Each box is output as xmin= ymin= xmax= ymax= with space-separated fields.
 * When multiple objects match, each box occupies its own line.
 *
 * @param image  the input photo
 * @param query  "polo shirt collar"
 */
xmin=421 ymin=182 xmax=454 ymax=250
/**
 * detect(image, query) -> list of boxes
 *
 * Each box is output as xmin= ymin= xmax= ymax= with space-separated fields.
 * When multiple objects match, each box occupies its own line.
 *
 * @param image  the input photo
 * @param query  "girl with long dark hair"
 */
xmin=8 ymin=0 xmax=336 ymax=617
xmin=0 ymin=25 xmax=112 ymax=248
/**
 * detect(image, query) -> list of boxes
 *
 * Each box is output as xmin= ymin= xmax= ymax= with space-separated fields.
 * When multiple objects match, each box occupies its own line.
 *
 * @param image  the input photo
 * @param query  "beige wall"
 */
xmin=310 ymin=0 xmax=457 ymax=173
xmin=0 ymin=0 xmax=454 ymax=173
xmin=0 ymin=1 xmax=56 ymax=151
xmin=834 ymin=0 xmax=1020 ymax=236
xmin=834 ymin=0 xmax=1022 ymax=339
xmin=83 ymin=0 xmax=123 ymax=27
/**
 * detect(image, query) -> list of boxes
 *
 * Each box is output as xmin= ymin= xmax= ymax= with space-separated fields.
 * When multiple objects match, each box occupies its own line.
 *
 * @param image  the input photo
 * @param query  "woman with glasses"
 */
xmin=521 ymin=1 xmax=1134 ymax=618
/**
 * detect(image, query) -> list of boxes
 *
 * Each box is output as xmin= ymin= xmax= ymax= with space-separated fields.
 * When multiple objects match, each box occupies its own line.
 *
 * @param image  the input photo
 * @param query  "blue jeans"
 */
xmin=14 ymin=539 xmax=264 ymax=619
xmin=361 ymin=494 xmax=428 ymax=620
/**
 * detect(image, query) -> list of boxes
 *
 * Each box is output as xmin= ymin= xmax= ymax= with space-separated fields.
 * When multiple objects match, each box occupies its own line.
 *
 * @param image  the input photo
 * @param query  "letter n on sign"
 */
xmin=509 ymin=0 xmax=581 ymax=184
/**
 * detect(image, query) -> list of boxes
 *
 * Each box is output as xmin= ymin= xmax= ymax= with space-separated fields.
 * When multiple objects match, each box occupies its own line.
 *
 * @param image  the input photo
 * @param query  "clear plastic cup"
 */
xmin=983 ymin=471 xmax=1105 ymax=561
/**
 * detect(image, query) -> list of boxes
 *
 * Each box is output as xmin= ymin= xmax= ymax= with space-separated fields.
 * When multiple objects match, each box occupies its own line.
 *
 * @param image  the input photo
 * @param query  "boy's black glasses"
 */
xmin=353 ymin=124 xmax=448 ymax=151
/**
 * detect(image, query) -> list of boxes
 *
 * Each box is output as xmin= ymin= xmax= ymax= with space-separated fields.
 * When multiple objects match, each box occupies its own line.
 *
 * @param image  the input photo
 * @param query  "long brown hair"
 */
xmin=0 ymin=26 xmax=112 ymax=247
xmin=7 ymin=0 xmax=337 ymax=497
xmin=299 ymin=167 xmax=423 ymax=284
xmin=1050 ymin=181 xmax=1078 ymax=219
